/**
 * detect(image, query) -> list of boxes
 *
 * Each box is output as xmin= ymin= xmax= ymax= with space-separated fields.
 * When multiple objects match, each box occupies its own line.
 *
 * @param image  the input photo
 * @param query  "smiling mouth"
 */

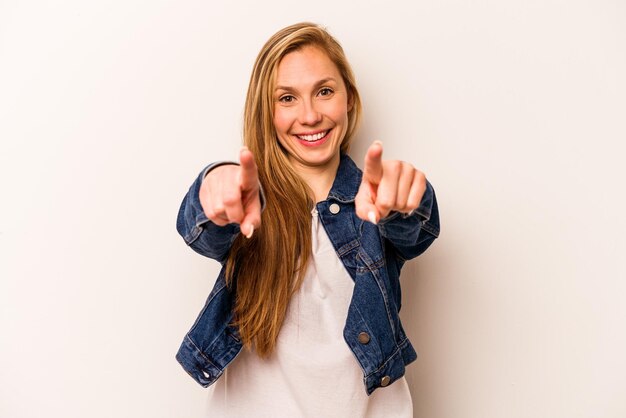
xmin=295 ymin=130 xmax=330 ymax=142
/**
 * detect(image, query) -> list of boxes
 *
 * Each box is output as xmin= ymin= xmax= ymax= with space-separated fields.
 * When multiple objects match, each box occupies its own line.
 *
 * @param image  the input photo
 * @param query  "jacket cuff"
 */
xmin=201 ymin=161 xmax=240 ymax=179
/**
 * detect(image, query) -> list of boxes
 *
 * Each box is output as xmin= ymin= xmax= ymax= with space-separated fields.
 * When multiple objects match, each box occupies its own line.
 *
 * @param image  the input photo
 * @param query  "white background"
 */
xmin=1 ymin=1 xmax=625 ymax=417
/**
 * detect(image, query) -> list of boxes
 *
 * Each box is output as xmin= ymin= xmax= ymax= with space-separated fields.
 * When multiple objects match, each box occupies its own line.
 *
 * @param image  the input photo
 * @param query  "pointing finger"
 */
xmin=355 ymin=181 xmax=380 ymax=224
xmin=240 ymin=192 xmax=262 ymax=239
xmin=239 ymin=146 xmax=259 ymax=192
xmin=363 ymin=141 xmax=384 ymax=185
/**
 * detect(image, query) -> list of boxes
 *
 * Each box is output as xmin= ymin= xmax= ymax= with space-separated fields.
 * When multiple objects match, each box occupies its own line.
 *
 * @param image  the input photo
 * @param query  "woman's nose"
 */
xmin=299 ymin=100 xmax=322 ymax=126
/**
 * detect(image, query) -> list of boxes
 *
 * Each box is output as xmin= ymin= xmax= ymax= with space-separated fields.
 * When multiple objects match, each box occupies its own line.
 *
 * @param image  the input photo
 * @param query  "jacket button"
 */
xmin=357 ymin=332 xmax=370 ymax=344
xmin=329 ymin=203 xmax=340 ymax=214
xmin=380 ymin=375 xmax=391 ymax=387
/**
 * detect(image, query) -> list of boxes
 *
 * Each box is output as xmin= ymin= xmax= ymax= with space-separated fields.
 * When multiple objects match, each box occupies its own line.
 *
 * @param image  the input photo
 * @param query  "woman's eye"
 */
xmin=319 ymin=88 xmax=333 ymax=97
xmin=279 ymin=95 xmax=295 ymax=103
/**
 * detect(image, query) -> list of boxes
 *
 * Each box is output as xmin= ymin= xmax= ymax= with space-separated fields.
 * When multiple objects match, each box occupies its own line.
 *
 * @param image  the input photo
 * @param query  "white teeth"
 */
xmin=296 ymin=131 xmax=327 ymax=141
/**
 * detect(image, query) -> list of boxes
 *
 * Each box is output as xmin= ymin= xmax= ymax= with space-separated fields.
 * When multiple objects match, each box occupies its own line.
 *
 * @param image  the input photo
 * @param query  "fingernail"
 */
xmin=368 ymin=211 xmax=378 ymax=224
xmin=373 ymin=140 xmax=383 ymax=146
xmin=245 ymin=225 xmax=254 ymax=239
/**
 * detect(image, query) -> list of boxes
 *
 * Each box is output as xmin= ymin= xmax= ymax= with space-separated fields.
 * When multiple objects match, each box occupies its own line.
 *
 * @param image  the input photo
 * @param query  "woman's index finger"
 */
xmin=238 ymin=147 xmax=259 ymax=191
xmin=363 ymin=141 xmax=384 ymax=185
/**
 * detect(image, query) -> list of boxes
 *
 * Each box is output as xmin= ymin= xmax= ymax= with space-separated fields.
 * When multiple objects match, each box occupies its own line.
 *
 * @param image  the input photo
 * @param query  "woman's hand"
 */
xmin=355 ymin=141 xmax=427 ymax=224
xmin=199 ymin=147 xmax=262 ymax=238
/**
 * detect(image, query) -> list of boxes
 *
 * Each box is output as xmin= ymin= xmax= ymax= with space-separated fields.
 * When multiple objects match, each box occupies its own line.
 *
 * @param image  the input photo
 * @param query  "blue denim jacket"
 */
xmin=175 ymin=153 xmax=440 ymax=395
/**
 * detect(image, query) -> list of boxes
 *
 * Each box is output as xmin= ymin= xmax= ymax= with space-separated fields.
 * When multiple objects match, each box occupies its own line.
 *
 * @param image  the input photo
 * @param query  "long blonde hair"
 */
xmin=225 ymin=22 xmax=362 ymax=357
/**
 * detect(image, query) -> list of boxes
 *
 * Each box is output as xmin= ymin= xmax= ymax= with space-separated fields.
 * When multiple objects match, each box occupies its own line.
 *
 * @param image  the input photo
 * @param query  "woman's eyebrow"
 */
xmin=313 ymin=77 xmax=338 ymax=87
xmin=274 ymin=77 xmax=338 ymax=92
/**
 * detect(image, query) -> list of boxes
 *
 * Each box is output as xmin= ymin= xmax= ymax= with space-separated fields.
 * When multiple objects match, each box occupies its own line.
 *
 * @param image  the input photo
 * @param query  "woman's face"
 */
xmin=272 ymin=45 xmax=352 ymax=175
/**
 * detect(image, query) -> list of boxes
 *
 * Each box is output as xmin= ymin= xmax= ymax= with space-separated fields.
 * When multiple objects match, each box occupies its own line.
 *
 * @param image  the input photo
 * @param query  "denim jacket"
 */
xmin=175 ymin=153 xmax=440 ymax=395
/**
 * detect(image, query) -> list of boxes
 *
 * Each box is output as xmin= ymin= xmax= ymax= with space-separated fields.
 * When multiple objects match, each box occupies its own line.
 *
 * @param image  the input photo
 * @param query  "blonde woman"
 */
xmin=176 ymin=22 xmax=440 ymax=417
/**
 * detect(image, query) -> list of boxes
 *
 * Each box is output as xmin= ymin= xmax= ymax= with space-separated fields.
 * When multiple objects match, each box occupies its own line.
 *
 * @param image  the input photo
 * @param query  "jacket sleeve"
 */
xmin=175 ymin=162 xmax=242 ymax=264
xmin=377 ymin=180 xmax=440 ymax=261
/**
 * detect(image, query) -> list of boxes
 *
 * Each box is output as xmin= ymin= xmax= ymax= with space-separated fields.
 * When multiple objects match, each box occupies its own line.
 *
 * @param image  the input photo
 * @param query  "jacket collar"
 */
xmin=326 ymin=153 xmax=362 ymax=203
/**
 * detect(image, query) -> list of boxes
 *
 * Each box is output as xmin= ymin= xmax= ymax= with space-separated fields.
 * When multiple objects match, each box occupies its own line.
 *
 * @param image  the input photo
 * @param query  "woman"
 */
xmin=176 ymin=22 xmax=440 ymax=417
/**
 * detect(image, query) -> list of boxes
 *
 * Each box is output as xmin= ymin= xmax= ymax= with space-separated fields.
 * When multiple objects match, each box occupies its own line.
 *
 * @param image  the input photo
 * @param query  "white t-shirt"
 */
xmin=205 ymin=209 xmax=413 ymax=418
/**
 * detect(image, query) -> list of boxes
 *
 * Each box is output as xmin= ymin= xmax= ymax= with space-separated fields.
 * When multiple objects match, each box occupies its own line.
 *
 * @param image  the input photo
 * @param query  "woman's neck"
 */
xmin=290 ymin=155 xmax=340 ymax=203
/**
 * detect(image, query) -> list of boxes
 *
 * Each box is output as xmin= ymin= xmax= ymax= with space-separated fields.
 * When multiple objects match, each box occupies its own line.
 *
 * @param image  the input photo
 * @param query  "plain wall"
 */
xmin=1 ymin=1 xmax=625 ymax=417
